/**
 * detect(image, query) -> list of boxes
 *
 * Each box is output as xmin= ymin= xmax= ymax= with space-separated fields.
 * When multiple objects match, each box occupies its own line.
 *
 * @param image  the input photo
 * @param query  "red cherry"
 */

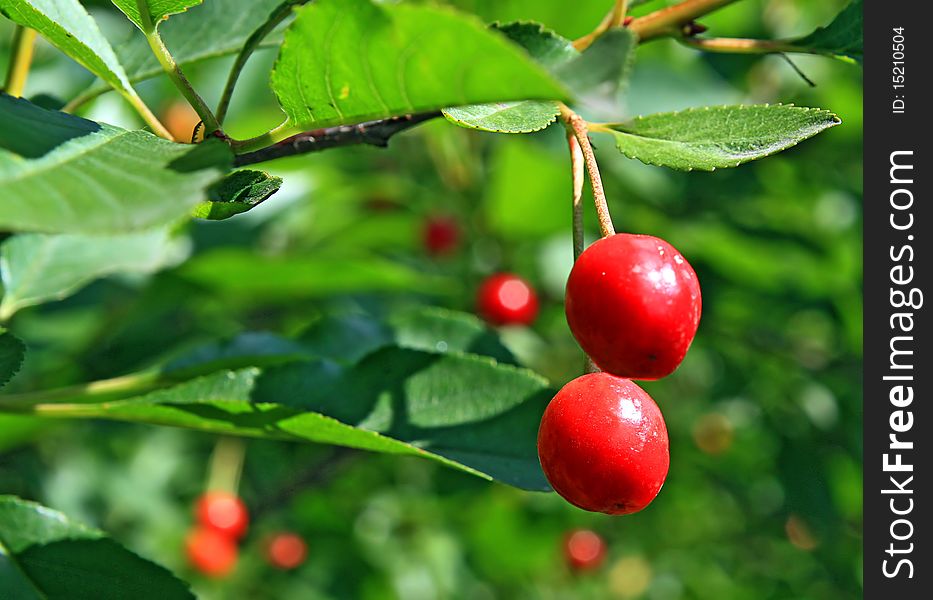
xmin=195 ymin=492 xmax=249 ymax=539
xmin=422 ymin=215 xmax=461 ymax=256
xmin=185 ymin=527 xmax=238 ymax=578
xmin=476 ymin=273 xmax=539 ymax=326
xmin=265 ymin=532 xmax=308 ymax=570
xmin=565 ymin=233 xmax=701 ymax=380
xmin=537 ymin=373 xmax=669 ymax=515
xmin=563 ymin=529 xmax=607 ymax=571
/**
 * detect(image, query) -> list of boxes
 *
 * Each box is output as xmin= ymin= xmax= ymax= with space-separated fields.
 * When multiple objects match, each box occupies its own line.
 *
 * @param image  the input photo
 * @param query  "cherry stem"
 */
xmin=630 ymin=0 xmax=741 ymax=41
xmin=566 ymin=131 xmax=585 ymax=260
xmin=680 ymin=36 xmax=800 ymax=54
xmin=206 ymin=436 xmax=246 ymax=494
xmin=560 ymin=104 xmax=615 ymax=238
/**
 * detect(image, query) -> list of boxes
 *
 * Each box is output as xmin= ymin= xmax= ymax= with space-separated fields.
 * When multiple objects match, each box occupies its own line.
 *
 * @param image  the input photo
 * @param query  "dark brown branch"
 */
xmin=233 ymin=112 xmax=441 ymax=166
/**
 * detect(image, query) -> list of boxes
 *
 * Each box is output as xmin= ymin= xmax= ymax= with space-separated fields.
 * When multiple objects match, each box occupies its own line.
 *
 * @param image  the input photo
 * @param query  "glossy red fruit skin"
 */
xmin=186 ymin=527 xmax=238 ymax=578
xmin=476 ymin=273 xmax=539 ymax=326
xmin=563 ymin=529 xmax=607 ymax=571
xmin=422 ymin=215 xmax=461 ymax=256
xmin=265 ymin=532 xmax=308 ymax=570
xmin=537 ymin=373 xmax=669 ymax=515
xmin=565 ymin=233 xmax=701 ymax=380
xmin=195 ymin=492 xmax=249 ymax=539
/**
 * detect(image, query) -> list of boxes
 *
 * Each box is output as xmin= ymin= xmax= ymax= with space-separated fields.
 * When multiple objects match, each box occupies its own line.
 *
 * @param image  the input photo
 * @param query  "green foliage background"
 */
xmin=0 ymin=0 xmax=861 ymax=598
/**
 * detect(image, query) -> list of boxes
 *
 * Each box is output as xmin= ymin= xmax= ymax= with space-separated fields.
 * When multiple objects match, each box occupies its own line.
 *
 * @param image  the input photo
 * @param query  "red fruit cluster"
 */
xmin=539 ymin=233 xmax=701 ymax=516
xmin=186 ymin=491 xmax=249 ymax=577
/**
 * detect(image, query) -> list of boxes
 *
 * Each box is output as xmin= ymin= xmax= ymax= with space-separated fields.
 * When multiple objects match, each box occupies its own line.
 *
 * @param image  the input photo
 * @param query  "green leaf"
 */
xmin=442 ymin=102 xmax=559 ymax=133
xmin=271 ymin=0 xmax=568 ymax=130
xmin=0 ymin=95 xmax=232 ymax=233
xmin=192 ymin=170 xmax=283 ymax=220
xmin=791 ymin=0 xmax=862 ymax=63
xmin=24 ymin=349 xmax=552 ymax=490
xmin=110 ymin=0 xmax=202 ymax=33
xmin=79 ymin=0 xmax=286 ymax=100
xmin=0 ymin=228 xmax=189 ymax=319
xmin=0 ymin=0 xmax=135 ymax=94
xmin=0 ymin=496 xmax=195 ymax=600
xmin=0 ymin=329 xmax=26 ymax=389
xmin=603 ymin=104 xmax=841 ymax=171
xmin=177 ymin=249 xmax=453 ymax=301
xmin=443 ymin=22 xmax=636 ymax=133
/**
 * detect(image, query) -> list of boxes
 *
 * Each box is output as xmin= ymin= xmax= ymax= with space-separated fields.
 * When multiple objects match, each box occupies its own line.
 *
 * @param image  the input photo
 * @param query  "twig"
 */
xmin=680 ymin=36 xmax=800 ymax=54
xmin=559 ymin=105 xmax=614 ymax=238
xmin=4 ymin=26 xmax=37 ymax=97
xmin=233 ymin=112 xmax=440 ymax=166
xmin=566 ymin=132 xmax=585 ymax=260
xmin=630 ymin=0 xmax=742 ymax=42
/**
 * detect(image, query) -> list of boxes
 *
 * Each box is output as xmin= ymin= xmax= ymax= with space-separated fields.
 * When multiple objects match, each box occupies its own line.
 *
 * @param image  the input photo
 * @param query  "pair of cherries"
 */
xmin=186 ymin=492 xmax=307 ymax=577
xmin=538 ymin=234 xmax=702 ymax=515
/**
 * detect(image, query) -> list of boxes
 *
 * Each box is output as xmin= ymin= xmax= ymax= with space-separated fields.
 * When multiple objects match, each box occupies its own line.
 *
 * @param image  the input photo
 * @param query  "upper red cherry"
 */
xmin=185 ymin=527 xmax=238 ymax=577
xmin=195 ymin=491 xmax=249 ymax=539
xmin=476 ymin=273 xmax=539 ymax=326
xmin=563 ymin=529 xmax=607 ymax=571
xmin=422 ymin=215 xmax=461 ymax=256
xmin=537 ymin=373 xmax=669 ymax=515
xmin=265 ymin=532 xmax=308 ymax=570
xmin=565 ymin=233 xmax=701 ymax=380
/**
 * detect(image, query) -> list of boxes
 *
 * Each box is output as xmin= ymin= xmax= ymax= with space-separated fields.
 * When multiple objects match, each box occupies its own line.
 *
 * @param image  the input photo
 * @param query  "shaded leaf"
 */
xmin=271 ymin=0 xmax=567 ymax=130
xmin=554 ymin=27 xmax=637 ymax=92
xmin=0 ymin=228 xmax=189 ymax=319
xmin=0 ymin=329 xmax=26 ymax=389
xmin=193 ymin=170 xmax=283 ymax=220
xmin=0 ymin=496 xmax=195 ymax=600
xmin=604 ymin=104 xmax=840 ymax=171
xmin=0 ymin=95 xmax=232 ymax=233
xmin=791 ymin=0 xmax=862 ymax=63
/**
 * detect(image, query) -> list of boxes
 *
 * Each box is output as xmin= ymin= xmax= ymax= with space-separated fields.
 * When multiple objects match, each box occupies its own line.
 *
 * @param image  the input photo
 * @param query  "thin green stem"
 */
xmin=630 ymin=0 xmax=743 ymax=42
xmin=137 ymin=0 xmax=221 ymax=134
xmin=217 ymin=0 xmax=304 ymax=124
xmin=121 ymin=88 xmax=175 ymax=140
xmin=4 ymin=26 xmax=37 ymax=97
xmin=206 ymin=437 xmax=246 ymax=494
xmin=230 ymin=120 xmax=303 ymax=153
xmin=0 ymin=371 xmax=163 ymax=412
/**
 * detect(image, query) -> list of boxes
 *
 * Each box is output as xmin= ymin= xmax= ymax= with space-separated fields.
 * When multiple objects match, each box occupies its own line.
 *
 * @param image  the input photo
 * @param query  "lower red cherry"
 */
xmin=476 ymin=273 xmax=539 ymax=326
xmin=185 ymin=527 xmax=238 ymax=578
xmin=563 ymin=529 xmax=607 ymax=571
xmin=564 ymin=233 xmax=701 ymax=380
xmin=195 ymin=491 xmax=249 ymax=539
xmin=422 ymin=215 xmax=461 ymax=256
xmin=537 ymin=373 xmax=669 ymax=515
xmin=265 ymin=532 xmax=308 ymax=570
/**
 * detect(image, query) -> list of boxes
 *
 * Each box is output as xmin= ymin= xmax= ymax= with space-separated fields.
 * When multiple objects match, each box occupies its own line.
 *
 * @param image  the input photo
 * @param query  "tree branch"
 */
xmin=630 ymin=0 xmax=742 ymax=42
xmin=233 ymin=112 xmax=440 ymax=166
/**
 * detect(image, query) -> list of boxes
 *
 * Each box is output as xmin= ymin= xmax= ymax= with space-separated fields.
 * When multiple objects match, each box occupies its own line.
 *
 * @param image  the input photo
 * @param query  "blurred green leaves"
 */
xmin=790 ymin=0 xmax=863 ymax=63
xmin=0 ymin=329 xmax=25 ymax=388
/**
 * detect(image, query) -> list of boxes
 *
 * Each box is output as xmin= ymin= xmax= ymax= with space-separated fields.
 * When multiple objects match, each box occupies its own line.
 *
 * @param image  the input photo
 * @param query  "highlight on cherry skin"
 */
xmin=476 ymin=273 xmax=539 ymax=326
xmin=185 ymin=527 xmax=239 ymax=578
xmin=195 ymin=491 xmax=250 ymax=539
xmin=564 ymin=233 xmax=701 ymax=380
xmin=563 ymin=528 xmax=607 ymax=572
xmin=537 ymin=373 xmax=670 ymax=515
